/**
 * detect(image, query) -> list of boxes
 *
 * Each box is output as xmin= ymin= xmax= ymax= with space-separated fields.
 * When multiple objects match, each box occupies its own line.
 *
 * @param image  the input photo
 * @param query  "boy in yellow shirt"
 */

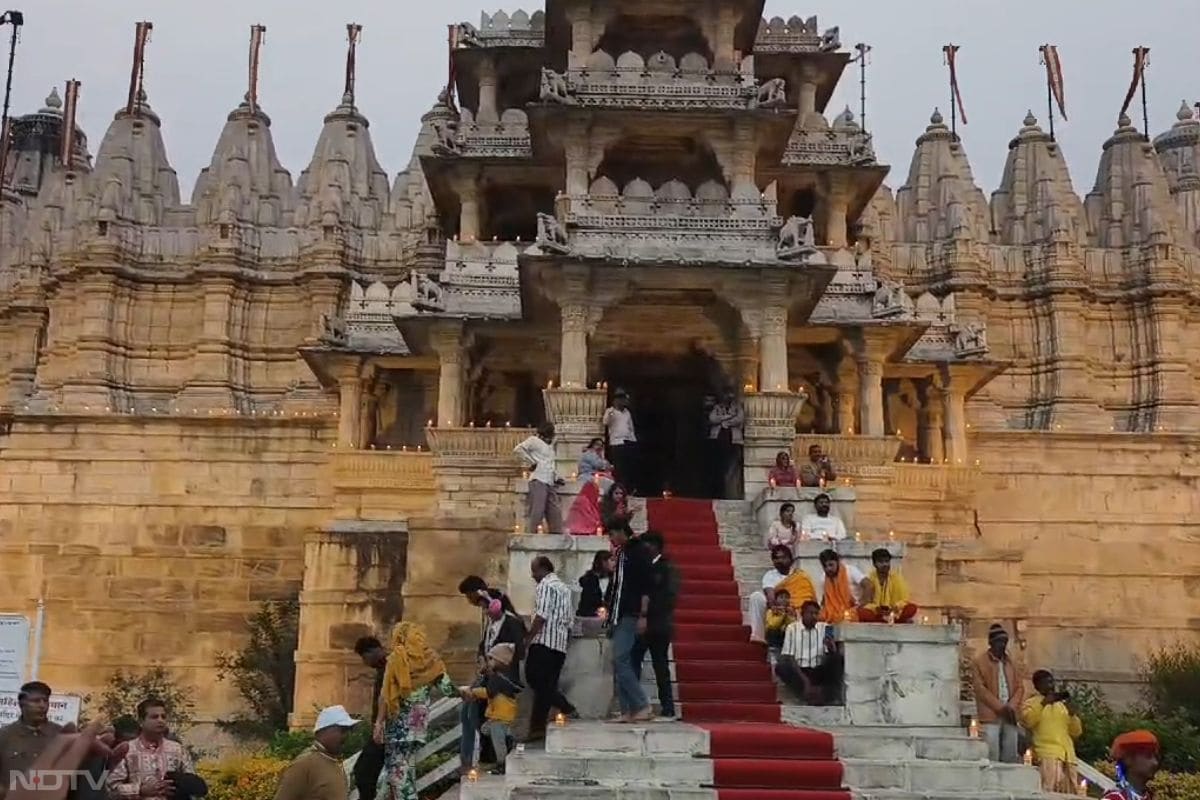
xmin=765 ymin=589 xmax=795 ymax=649
xmin=1021 ymin=669 xmax=1083 ymax=793
xmin=460 ymin=643 xmax=522 ymax=774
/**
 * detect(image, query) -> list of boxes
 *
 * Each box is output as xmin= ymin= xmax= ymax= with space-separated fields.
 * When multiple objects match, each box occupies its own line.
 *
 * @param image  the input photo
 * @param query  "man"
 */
xmin=524 ymin=556 xmax=576 ymax=741
xmin=971 ymin=623 xmax=1025 ymax=763
xmin=800 ymin=494 xmax=847 ymax=541
xmin=107 ymin=698 xmax=193 ymax=799
xmin=606 ymin=522 xmax=653 ymax=723
xmin=603 ymin=389 xmax=638 ymax=493
xmin=514 ymin=422 xmax=563 ymax=534
xmin=799 ymin=444 xmax=838 ymax=487
xmin=1021 ymin=669 xmax=1083 ymax=793
xmin=1104 ymin=731 xmax=1160 ymax=800
xmin=707 ymin=388 xmax=745 ymax=500
xmin=748 ymin=545 xmax=816 ymax=644
xmin=630 ymin=531 xmax=680 ymax=720
xmin=352 ymin=636 xmax=388 ymax=797
xmin=775 ymin=600 xmax=843 ymax=705
xmin=815 ymin=549 xmax=865 ymax=623
xmin=274 ymin=705 xmax=359 ymax=800
xmin=0 ymin=681 xmax=62 ymax=799
xmin=857 ymin=548 xmax=918 ymax=623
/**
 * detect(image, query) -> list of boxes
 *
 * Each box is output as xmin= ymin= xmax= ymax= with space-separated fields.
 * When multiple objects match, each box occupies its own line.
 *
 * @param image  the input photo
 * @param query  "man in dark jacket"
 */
xmin=605 ymin=522 xmax=653 ymax=722
xmin=630 ymin=531 xmax=680 ymax=719
xmin=351 ymin=637 xmax=388 ymax=800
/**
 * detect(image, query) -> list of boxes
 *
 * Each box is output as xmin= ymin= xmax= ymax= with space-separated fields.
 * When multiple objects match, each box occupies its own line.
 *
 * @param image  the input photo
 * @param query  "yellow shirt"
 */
xmin=765 ymin=609 xmax=791 ymax=633
xmin=472 ymin=682 xmax=520 ymax=724
xmin=864 ymin=570 xmax=910 ymax=611
xmin=1020 ymin=695 xmax=1083 ymax=763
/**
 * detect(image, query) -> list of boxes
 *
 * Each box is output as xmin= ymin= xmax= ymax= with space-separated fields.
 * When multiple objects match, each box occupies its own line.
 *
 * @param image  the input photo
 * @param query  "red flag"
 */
xmin=1040 ymin=45 xmax=1067 ymax=121
xmin=942 ymin=44 xmax=967 ymax=125
xmin=1120 ymin=47 xmax=1149 ymax=119
xmin=61 ymin=80 xmax=81 ymax=168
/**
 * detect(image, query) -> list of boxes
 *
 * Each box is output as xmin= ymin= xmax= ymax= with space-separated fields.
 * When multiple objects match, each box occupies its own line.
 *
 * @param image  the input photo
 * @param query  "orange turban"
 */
xmin=1110 ymin=730 xmax=1160 ymax=760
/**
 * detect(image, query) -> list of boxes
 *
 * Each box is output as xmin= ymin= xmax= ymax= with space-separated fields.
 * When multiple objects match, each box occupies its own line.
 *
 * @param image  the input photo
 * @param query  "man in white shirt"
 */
xmin=603 ymin=389 xmax=638 ymax=493
xmin=524 ymin=556 xmax=577 ymax=739
xmin=800 ymin=493 xmax=847 ymax=541
xmin=514 ymin=423 xmax=563 ymax=534
xmin=775 ymin=600 xmax=843 ymax=705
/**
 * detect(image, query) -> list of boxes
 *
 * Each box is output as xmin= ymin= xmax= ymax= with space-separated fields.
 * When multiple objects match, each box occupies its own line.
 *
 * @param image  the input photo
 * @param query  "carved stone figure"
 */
xmin=412 ymin=272 xmax=446 ymax=312
xmin=540 ymin=68 xmax=574 ymax=105
xmin=432 ymin=119 xmax=459 ymax=155
xmin=320 ymin=313 xmax=348 ymax=347
xmin=755 ymin=78 xmax=788 ymax=110
xmin=536 ymin=212 xmax=570 ymax=253
xmin=954 ymin=322 xmax=988 ymax=356
xmin=777 ymin=215 xmax=816 ymax=258
xmin=872 ymin=280 xmax=914 ymax=318
xmin=820 ymin=26 xmax=841 ymax=52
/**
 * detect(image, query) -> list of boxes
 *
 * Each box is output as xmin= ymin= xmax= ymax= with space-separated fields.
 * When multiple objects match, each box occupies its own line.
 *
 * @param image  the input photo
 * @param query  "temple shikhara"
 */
xmin=1 ymin=0 xmax=1198 ymax=748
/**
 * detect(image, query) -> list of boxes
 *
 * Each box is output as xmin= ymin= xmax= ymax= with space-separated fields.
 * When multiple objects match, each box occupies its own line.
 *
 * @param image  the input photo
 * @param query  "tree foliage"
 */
xmin=99 ymin=665 xmax=196 ymax=729
xmin=213 ymin=597 xmax=299 ymax=740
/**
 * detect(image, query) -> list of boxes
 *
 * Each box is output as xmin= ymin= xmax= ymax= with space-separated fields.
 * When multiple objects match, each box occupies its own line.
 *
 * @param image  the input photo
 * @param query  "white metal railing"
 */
xmin=344 ymin=696 xmax=464 ymax=799
xmin=1078 ymin=761 xmax=1117 ymax=793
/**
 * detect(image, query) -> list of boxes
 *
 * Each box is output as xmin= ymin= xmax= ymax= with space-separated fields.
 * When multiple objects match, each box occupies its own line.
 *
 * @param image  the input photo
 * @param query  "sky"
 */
xmin=7 ymin=0 xmax=1197 ymax=200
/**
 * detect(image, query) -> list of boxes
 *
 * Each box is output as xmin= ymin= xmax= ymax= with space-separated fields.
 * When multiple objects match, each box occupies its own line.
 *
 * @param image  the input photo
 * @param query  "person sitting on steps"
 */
xmin=799 ymin=444 xmax=838 ymax=487
xmin=857 ymin=548 xmax=919 ymax=623
xmin=748 ymin=544 xmax=816 ymax=644
xmin=765 ymin=502 xmax=799 ymax=548
xmin=800 ymin=493 xmax=847 ymax=541
xmin=768 ymin=450 xmax=798 ymax=487
xmin=765 ymin=589 xmax=794 ymax=651
xmin=775 ymin=600 xmax=844 ymax=705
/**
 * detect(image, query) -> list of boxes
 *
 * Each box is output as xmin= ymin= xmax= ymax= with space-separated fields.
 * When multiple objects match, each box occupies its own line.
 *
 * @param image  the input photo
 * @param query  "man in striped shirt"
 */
xmin=523 ymin=556 xmax=577 ymax=741
xmin=774 ymin=600 xmax=843 ymax=705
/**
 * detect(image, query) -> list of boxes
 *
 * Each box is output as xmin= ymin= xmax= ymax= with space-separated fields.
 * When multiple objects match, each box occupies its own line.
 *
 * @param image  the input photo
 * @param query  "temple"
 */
xmin=1 ymin=0 xmax=1199 ymax=749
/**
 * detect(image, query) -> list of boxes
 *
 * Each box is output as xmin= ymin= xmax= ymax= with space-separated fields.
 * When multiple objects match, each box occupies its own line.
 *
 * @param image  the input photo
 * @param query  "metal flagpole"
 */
xmin=247 ymin=24 xmax=266 ymax=113
xmin=854 ymin=43 xmax=871 ymax=131
xmin=1046 ymin=66 xmax=1055 ymax=141
xmin=30 ymin=584 xmax=45 ymax=680
xmin=1139 ymin=51 xmax=1150 ymax=140
xmin=0 ymin=11 xmax=24 ymax=188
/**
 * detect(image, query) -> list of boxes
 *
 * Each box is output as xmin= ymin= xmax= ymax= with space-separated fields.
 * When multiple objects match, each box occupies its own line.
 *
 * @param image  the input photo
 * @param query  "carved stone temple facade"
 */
xmin=1 ymin=2 xmax=1199 ymax=725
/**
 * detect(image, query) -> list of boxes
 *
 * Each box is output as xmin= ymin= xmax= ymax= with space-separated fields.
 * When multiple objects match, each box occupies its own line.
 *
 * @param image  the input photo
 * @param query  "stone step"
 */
xmin=852 ymin=792 xmax=1054 ymax=800
xmin=832 ymin=731 xmax=989 ymax=762
xmin=459 ymin=775 xmax=717 ymax=800
xmin=546 ymin=721 xmax=707 ymax=757
xmin=841 ymin=759 xmax=1041 ymax=794
xmin=508 ymin=753 xmax=712 ymax=785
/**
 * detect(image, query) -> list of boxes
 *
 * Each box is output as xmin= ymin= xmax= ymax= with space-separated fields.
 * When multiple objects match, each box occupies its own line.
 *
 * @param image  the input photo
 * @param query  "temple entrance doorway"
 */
xmin=600 ymin=348 xmax=727 ymax=499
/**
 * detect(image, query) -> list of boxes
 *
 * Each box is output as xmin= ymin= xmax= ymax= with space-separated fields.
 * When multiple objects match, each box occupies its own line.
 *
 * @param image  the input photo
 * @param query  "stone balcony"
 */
xmin=455 ymin=10 xmax=545 ymax=49
xmin=446 ymin=109 xmax=533 ymax=159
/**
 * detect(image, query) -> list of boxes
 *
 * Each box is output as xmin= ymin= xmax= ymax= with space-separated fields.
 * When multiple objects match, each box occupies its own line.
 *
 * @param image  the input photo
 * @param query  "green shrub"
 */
xmin=265 ymin=726 xmax=370 ymax=761
xmin=1066 ymin=682 xmax=1200 ymax=773
xmin=1141 ymin=643 xmax=1200 ymax=731
xmin=214 ymin=597 xmax=300 ymax=741
xmin=197 ymin=756 xmax=290 ymax=800
xmin=98 ymin=665 xmax=196 ymax=728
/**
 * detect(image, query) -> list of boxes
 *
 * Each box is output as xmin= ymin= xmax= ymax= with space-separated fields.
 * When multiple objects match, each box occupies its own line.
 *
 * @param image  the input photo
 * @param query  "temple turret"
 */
xmin=191 ymin=96 xmax=294 ymax=228
xmin=293 ymin=93 xmax=390 ymax=231
xmin=1153 ymin=101 xmax=1200 ymax=248
xmin=895 ymin=109 xmax=990 ymax=244
xmin=991 ymin=111 xmax=1086 ymax=246
xmin=2 ymin=88 xmax=91 ymax=198
xmin=86 ymin=90 xmax=181 ymax=226
xmin=1084 ymin=113 xmax=1188 ymax=249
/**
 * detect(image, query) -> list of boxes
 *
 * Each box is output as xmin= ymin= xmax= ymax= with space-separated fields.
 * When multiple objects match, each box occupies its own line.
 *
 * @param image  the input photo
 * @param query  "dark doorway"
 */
xmin=600 ymin=348 xmax=727 ymax=498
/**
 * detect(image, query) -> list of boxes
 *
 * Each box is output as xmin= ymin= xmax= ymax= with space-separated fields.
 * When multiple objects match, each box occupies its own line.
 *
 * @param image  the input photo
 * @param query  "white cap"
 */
xmin=314 ymin=705 xmax=358 ymax=732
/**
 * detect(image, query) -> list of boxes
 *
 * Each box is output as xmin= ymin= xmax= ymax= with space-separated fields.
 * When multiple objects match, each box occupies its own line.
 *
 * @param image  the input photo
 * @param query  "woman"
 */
xmin=375 ymin=622 xmax=456 ymax=800
xmin=577 ymin=551 xmax=615 ymax=617
xmin=565 ymin=439 xmax=614 ymax=534
xmin=768 ymin=451 xmax=798 ymax=487
xmin=765 ymin=502 xmax=799 ymax=548
xmin=599 ymin=482 xmax=633 ymax=531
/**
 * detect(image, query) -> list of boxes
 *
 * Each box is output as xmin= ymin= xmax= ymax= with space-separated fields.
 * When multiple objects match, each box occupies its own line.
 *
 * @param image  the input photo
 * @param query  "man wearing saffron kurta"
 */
xmin=815 ymin=549 xmax=864 ymax=623
xmin=1021 ymin=669 xmax=1083 ymax=793
xmin=748 ymin=545 xmax=816 ymax=643
xmin=857 ymin=548 xmax=918 ymax=623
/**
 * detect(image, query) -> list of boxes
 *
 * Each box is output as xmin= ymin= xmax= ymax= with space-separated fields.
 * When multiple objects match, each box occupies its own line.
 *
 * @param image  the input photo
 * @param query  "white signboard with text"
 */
xmin=0 ymin=614 xmax=30 ymax=690
xmin=0 ymin=692 xmax=82 ymax=726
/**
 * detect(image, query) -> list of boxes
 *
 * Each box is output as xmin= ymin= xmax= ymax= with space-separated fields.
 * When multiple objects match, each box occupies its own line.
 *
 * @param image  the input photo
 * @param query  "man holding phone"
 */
xmin=774 ymin=600 xmax=843 ymax=705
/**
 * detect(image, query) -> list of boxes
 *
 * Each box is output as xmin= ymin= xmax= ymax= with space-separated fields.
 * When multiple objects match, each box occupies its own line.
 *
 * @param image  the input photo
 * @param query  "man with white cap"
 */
xmin=273 ymin=705 xmax=359 ymax=800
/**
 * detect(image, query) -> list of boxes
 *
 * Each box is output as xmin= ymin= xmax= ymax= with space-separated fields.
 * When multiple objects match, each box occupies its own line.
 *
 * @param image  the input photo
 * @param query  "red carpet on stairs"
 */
xmin=646 ymin=498 xmax=850 ymax=800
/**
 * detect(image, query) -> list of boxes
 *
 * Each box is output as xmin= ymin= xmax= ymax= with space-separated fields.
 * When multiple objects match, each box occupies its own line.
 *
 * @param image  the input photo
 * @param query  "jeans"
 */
xmin=631 ymin=628 xmax=675 ymax=717
xmin=983 ymin=720 xmax=1021 ymax=763
xmin=612 ymin=616 xmax=649 ymax=715
xmin=525 ymin=643 xmax=573 ymax=734
xmin=458 ymin=676 xmax=486 ymax=769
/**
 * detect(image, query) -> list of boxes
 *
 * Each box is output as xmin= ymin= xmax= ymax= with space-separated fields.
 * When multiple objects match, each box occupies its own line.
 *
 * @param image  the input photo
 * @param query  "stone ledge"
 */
xmin=837 ymin=623 xmax=961 ymax=645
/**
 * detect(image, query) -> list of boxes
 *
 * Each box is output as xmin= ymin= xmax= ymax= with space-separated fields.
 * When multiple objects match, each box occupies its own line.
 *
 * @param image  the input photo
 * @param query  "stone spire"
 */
xmin=990 ymin=111 xmax=1086 ymax=245
xmin=2 ymin=87 xmax=92 ymax=198
xmin=1084 ymin=113 xmax=1188 ymax=248
xmin=895 ymin=109 xmax=991 ymax=243
xmin=86 ymin=89 xmax=181 ymax=226
xmin=293 ymin=93 xmax=390 ymax=230
xmin=1153 ymin=100 xmax=1200 ymax=248
xmin=191 ymin=96 xmax=294 ymax=227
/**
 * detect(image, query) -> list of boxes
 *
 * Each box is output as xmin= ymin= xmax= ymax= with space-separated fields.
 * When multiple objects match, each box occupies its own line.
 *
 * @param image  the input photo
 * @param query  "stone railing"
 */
xmin=754 ymin=15 xmax=834 ymax=53
xmin=330 ymin=451 xmax=435 ymax=491
xmin=791 ymin=434 xmax=901 ymax=475
xmin=425 ymin=426 xmax=533 ymax=460
xmin=744 ymin=392 xmax=806 ymax=439
xmin=554 ymin=52 xmax=766 ymax=111
xmin=783 ymin=127 xmax=877 ymax=167
xmin=452 ymin=109 xmax=532 ymax=158
xmin=440 ymin=239 xmax=522 ymax=317
xmin=455 ymin=10 xmax=545 ymax=48
xmin=892 ymin=462 xmax=980 ymax=498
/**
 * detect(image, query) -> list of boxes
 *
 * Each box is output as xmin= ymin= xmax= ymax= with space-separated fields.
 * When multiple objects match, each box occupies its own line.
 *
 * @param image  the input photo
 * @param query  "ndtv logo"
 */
xmin=9 ymin=771 xmax=109 ymax=792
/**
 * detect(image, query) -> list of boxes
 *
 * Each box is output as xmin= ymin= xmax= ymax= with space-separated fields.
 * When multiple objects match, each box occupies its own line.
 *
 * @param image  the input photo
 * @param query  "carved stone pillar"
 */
xmin=559 ymin=303 xmax=596 ymax=388
xmin=797 ymin=64 xmax=819 ymax=125
xmin=564 ymin=125 xmax=590 ymax=197
xmin=567 ymin=10 xmax=593 ymax=69
xmin=477 ymin=58 xmax=499 ymax=125
xmin=823 ymin=174 xmax=850 ymax=249
xmin=836 ymin=360 xmax=858 ymax=435
xmin=758 ymin=306 xmax=789 ymax=392
xmin=857 ymin=357 xmax=885 ymax=437
xmin=713 ymin=6 xmax=736 ymax=66
xmin=459 ymin=186 xmax=480 ymax=243
xmin=431 ymin=322 xmax=467 ymax=427
xmin=334 ymin=362 xmax=364 ymax=447
xmin=943 ymin=386 xmax=968 ymax=464
xmin=919 ymin=384 xmax=945 ymax=464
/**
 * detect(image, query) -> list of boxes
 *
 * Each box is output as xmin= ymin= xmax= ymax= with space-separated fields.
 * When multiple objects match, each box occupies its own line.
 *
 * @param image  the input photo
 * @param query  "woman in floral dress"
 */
xmin=373 ymin=621 xmax=456 ymax=800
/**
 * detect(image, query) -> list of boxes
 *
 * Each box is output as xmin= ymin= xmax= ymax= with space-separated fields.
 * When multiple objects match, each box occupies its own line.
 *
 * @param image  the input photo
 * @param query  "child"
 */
xmin=765 ymin=589 xmax=794 ymax=650
xmin=460 ymin=643 xmax=522 ymax=774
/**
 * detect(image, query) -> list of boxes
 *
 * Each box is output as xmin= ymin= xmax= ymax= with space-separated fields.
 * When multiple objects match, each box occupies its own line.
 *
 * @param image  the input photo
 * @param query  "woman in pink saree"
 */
xmin=566 ymin=438 xmax=613 ymax=534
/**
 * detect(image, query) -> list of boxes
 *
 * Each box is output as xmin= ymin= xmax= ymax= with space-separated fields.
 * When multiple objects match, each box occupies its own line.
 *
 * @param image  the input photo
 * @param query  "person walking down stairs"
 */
xmin=630 ymin=531 xmax=680 ymax=720
xmin=605 ymin=522 xmax=654 ymax=723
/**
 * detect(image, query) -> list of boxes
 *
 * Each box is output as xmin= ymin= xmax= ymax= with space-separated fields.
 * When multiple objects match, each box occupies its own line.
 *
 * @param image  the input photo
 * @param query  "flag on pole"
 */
xmin=344 ymin=24 xmax=362 ymax=106
xmin=125 ymin=22 xmax=153 ymax=115
xmin=447 ymin=24 xmax=460 ymax=109
xmin=1120 ymin=46 xmax=1149 ymax=118
xmin=247 ymin=25 xmax=266 ymax=113
xmin=60 ymin=80 xmax=81 ymax=169
xmin=942 ymin=44 xmax=967 ymax=125
xmin=1040 ymin=45 xmax=1067 ymax=120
